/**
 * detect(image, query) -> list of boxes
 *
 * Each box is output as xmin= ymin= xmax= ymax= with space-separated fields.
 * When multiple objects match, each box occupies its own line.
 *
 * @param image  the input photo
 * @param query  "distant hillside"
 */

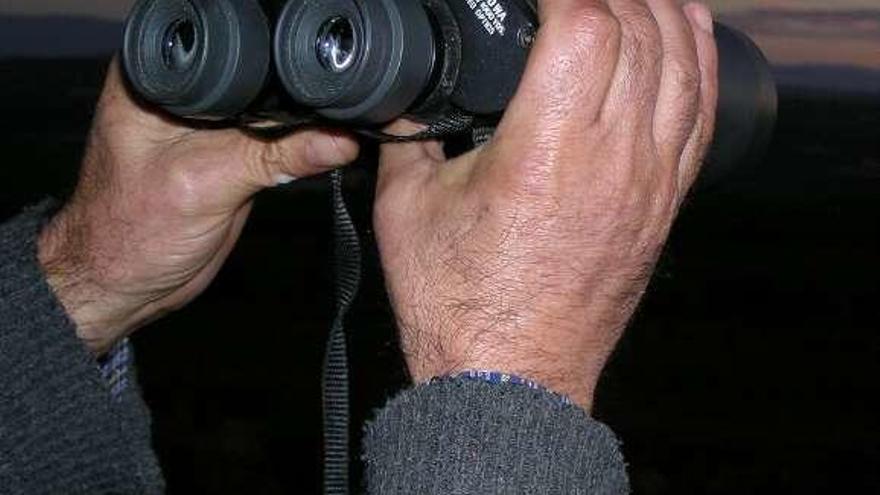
xmin=0 ymin=15 xmax=122 ymax=59
xmin=774 ymin=64 xmax=880 ymax=97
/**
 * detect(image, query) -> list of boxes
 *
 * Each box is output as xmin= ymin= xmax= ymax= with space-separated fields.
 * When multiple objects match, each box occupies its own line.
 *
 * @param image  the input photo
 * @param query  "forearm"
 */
xmin=363 ymin=376 xmax=629 ymax=494
xmin=0 ymin=202 xmax=163 ymax=494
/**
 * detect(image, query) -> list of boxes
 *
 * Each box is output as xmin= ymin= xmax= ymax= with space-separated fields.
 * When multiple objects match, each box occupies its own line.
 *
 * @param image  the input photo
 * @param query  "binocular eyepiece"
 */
xmin=123 ymin=0 xmax=777 ymax=182
xmin=124 ymin=0 xmax=271 ymax=118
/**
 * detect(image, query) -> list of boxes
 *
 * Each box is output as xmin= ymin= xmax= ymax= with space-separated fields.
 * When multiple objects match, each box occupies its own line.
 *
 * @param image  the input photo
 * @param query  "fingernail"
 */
xmin=688 ymin=3 xmax=714 ymax=34
xmin=275 ymin=174 xmax=298 ymax=186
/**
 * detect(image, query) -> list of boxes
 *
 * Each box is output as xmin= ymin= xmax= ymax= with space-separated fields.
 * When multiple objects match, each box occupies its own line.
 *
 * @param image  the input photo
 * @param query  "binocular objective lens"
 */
xmin=315 ymin=16 xmax=357 ymax=73
xmin=162 ymin=19 xmax=198 ymax=72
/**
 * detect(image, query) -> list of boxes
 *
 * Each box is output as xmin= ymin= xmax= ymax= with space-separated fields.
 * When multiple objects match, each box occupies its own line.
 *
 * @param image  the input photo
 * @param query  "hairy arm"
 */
xmin=366 ymin=0 xmax=718 ymax=492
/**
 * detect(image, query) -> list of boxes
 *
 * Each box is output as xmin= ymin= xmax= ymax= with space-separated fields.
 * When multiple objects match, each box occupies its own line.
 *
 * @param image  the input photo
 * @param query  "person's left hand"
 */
xmin=374 ymin=0 xmax=717 ymax=409
xmin=39 ymin=60 xmax=359 ymax=355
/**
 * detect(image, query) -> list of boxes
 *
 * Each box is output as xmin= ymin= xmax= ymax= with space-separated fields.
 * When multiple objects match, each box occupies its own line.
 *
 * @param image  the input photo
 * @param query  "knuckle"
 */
xmin=586 ymin=7 xmax=623 ymax=43
xmin=247 ymin=140 xmax=296 ymax=184
xmin=619 ymin=9 xmax=661 ymax=47
xmin=258 ymin=141 xmax=291 ymax=174
xmin=559 ymin=3 xmax=622 ymax=50
xmin=664 ymin=61 xmax=702 ymax=137
xmin=668 ymin=59 xmax=702 ymax=99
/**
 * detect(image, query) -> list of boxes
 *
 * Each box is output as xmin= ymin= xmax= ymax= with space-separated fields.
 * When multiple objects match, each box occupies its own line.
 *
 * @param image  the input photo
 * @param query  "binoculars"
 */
xmin=123 ymin=0 xmax=777 ymax=182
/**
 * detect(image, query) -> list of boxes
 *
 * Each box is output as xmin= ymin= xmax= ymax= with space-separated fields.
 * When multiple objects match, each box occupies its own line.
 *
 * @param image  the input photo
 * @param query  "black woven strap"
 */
xmin=324 ymin=169 xmax=362 ymax=495
xmin=238 ymin=109 xmax=490 ymax=146
xmin=472 ymin=125 xmax=496 ymax=146
xmin=322 ymin=123 xmax=496 ymax=495
xmin=236 ymin=110 xmax=499 ymax=494
xmin=356 ymin=111 xmax=475 ymax=142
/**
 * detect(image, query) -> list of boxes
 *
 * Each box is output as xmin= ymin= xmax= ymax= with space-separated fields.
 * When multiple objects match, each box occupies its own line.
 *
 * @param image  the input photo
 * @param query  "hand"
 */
xmin=39 ymin=61 xmax=359 ymax=355
xmin=374 ymin=0 xmax=718 ymax=409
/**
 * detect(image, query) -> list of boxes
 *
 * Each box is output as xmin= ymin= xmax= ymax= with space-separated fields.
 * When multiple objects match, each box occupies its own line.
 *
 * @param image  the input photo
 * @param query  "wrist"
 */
xmin=405 ymin=339 xmax=606 ymax=411
xmin=37 ymin=210 xmax=141 ymax=356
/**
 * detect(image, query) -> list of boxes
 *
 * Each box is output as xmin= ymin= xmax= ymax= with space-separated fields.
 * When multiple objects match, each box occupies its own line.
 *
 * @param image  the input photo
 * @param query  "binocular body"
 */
xmin=124 ymin=0 xmax=537 ymax=123
xmin=123 ymin=0 xmax=777 ymax=182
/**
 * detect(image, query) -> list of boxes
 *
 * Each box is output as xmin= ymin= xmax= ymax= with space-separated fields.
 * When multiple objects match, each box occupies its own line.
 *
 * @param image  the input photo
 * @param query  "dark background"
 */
xmin=2 ymin=15 xmax=880 ymax=495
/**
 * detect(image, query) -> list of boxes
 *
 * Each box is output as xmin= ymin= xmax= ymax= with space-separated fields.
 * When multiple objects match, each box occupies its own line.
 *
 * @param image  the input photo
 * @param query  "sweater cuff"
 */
xmin=0 ymin=202 xmax=163 ymax=494
xmin=363 ymin=377 xmax=630 ymax=495
xmin=99 ymin=338 xmax=134 ymax=401
xmin=450 ymin=370 xmax=574 ymax=405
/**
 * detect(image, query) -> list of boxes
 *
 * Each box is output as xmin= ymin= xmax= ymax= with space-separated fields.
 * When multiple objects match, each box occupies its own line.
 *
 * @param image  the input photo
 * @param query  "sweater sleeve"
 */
xmin=363 ymin=378 xmax=630 ymax=495
xmin=0 ymin=202 xmax=164 ymax=495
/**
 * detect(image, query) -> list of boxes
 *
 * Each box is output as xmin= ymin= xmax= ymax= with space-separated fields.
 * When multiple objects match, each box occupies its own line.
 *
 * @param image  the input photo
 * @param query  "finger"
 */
xmin=383 ymin=119 xmax=447 ymax=164
xmin=644 ymin=0 xmax=702 ymax=165
xmin=378 ymin=119 xmax=445 ymax=198
xmin=379 ymin=120 xmax=445 ymax=174
xmin=376 ymin=120 xmax=437 ymax=233
xmin=488 ymin=0 xmax=622 ymax=174
xmin=600 ymin=0 xmax=664 ymax=132
xmin=678 ymin=3 xmax=718 ymax=189
xmin=233 ymin=128 xmax=360 ymax=193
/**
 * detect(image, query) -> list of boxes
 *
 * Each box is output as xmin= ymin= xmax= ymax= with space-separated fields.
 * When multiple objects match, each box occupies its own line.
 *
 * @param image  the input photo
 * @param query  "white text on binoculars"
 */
xmin=465 ymin=0 xmax=508 ymax=36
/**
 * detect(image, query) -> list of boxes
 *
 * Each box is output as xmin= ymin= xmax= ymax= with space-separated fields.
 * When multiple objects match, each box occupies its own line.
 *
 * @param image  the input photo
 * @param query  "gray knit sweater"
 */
xmin=0 ymin=204 xmax=629 ymax=494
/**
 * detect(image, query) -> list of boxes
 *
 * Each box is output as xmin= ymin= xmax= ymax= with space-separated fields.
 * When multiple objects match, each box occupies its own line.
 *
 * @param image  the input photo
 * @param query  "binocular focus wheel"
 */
xmin=123 ymin=0 xmax=271 ymax=119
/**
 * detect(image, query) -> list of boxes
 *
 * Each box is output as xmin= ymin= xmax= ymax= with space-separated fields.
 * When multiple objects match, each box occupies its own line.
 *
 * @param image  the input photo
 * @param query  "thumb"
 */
xmin=233 ymin=128 xmax=360 ymax=193
xmin=378 ymin=119 xmax=483 ymax=198
xmin=378 ymin=120 xmax=444 ymax=188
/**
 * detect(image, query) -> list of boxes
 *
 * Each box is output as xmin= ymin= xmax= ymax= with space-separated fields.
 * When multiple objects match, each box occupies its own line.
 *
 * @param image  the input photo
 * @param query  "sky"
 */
xmin=3 ymin=0 xmax=880 ymax=18
xmin=0 ymin=0 xmax=878 ymax=69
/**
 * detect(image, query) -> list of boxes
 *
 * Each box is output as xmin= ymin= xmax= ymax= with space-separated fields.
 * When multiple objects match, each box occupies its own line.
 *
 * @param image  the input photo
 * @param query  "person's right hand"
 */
xmin=374 ymin=0 xmax=718 ymax=410
xmin=38 ymin=61 xmax=358 ymax=356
